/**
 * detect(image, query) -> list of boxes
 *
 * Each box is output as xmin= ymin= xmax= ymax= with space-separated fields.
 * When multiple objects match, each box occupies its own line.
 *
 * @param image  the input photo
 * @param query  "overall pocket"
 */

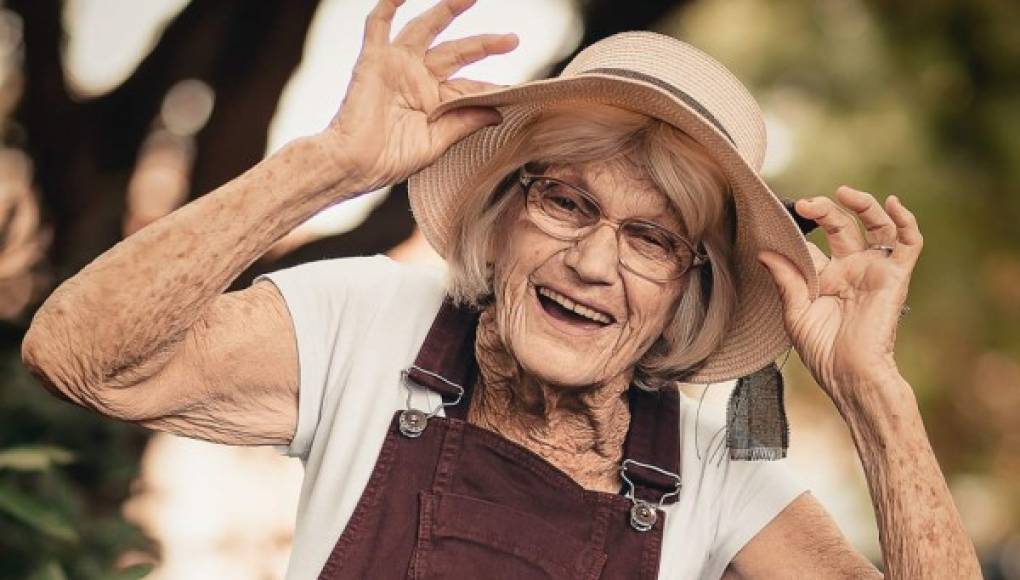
xmin=409 ymin=491 xmax=608 ymax=580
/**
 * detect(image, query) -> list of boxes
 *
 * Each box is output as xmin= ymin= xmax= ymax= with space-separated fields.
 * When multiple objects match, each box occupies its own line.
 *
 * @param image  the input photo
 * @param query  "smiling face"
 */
xmin=491 ymin=157 xmax=693 ymax=389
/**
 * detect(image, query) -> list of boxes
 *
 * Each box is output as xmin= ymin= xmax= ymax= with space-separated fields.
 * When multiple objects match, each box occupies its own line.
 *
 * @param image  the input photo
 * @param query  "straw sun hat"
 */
xmin=408 ymin=31 xmax=820 ymax=385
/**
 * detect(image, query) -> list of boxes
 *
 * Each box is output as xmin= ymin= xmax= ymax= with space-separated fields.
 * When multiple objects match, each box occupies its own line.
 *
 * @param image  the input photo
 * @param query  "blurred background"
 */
xmin=0 ymin=0 xmax=1017 ymax=578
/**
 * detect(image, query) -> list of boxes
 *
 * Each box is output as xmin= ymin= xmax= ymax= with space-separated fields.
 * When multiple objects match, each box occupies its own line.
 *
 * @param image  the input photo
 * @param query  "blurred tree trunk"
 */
xmin=9 ymin=0 xmax=322 ymax=282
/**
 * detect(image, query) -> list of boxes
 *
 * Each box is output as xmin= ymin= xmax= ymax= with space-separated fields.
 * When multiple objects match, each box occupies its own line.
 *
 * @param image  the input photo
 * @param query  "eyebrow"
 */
xmin=635 ymin=214 xmax=690 ymax=241
xmin=546 ymin=170 xmax=688 ymax=235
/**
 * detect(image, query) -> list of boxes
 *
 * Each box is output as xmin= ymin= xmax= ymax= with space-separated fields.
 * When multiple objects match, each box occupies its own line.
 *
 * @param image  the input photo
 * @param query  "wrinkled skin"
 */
xmin=490 ymin=158 xmax=691 ymax=390
xmin=467 ymin=157 xmax=692 ymax=492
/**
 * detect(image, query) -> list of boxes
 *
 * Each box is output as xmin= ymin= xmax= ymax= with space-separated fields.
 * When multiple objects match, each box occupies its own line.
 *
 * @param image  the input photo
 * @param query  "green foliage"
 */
xmin=0 ymin=479 xmax=80 ymax=543
xmin=0 ymin=446 xmax=76 ymax=472
xmin=0 ymin=346 xmax=152 ymax=580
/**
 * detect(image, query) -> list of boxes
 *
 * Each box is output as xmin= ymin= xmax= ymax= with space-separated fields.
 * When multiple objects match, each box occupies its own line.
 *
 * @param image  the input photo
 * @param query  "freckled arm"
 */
xmin=839 ymin=374 xmax=981 ymax=579
xmin=21 ymin=136 xmax=360 ymax=444
xmin=728 ymin=373 xmax=980 ymax=579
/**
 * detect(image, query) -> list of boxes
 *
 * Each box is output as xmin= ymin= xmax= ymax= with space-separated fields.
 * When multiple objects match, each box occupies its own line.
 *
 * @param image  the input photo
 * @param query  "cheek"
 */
xmin=623 ymin=280 xmax=685 ymax=348
xmin=491 ymin=220 xmax=560 ymax=330
xmin=493 ymin=218 xmax=557 ymax=296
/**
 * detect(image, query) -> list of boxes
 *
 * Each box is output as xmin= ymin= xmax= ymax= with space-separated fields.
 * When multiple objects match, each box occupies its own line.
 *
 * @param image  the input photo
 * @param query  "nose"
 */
xmin=563 ymin=223 xmax=619 ymax=284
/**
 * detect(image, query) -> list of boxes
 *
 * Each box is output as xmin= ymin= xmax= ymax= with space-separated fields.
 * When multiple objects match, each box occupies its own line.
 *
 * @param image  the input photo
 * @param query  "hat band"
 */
xmin=580 ymin=67 xmax=737 ymax=146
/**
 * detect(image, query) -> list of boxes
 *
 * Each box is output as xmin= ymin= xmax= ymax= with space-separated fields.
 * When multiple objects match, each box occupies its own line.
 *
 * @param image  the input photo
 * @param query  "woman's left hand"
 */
xmin=757 ymin=186 xmax=923 ymax=406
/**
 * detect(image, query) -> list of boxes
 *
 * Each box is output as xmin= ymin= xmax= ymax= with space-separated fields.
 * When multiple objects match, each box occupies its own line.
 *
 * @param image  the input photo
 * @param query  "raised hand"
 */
xmin=757 ymin=186 xmax=923 ymax=406
xmin=322 ymin=0 xmax=518 ymax=192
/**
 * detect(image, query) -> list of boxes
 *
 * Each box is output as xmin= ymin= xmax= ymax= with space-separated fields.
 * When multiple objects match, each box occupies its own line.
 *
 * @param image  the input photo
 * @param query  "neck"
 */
xmin=467 ymin=307 xmax=632 ymax=492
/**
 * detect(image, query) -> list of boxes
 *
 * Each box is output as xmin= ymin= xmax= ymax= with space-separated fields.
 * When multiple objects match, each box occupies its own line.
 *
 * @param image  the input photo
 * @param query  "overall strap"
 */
xmin=621 ymin=386 xmax=682 ymax=505
xmin=404 ymin=298 xmax=480 ymax=421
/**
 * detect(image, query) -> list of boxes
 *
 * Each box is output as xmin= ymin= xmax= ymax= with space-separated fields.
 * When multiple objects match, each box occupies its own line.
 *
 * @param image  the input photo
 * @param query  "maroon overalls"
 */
xmin=317 ymin=299 xmax=683 ymax=579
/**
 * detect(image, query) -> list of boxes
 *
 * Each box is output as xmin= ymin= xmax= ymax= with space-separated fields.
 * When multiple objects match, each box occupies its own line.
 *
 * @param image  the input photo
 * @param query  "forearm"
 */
xmin=838 ymin=374 xmax=981 ymax=580
xmin=23 ymin=135 xmax=354 ymax=404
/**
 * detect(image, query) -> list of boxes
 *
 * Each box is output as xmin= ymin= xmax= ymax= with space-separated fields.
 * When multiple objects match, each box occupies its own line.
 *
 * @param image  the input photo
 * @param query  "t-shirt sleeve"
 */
xmin=710 ymin=449 xmax=807 ymax=572
xmin=678 ymin=394 xmax=809 ymax=579
xmin=256 ymin=255 xmax=403 ymax=460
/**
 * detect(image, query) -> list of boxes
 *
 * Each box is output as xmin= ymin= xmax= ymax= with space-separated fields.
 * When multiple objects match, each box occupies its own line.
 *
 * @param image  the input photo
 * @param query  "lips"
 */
xmin=535 ymin=285 xmax=616 ymax=326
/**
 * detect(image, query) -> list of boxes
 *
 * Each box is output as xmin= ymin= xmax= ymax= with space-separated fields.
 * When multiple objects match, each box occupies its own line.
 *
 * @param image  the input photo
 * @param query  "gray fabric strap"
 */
xmin=726 ymin=361 xmax=790 ymax=461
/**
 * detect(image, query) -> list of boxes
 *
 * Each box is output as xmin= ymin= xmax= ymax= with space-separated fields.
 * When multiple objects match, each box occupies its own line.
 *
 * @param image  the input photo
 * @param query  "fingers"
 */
xmin=794 ymin=196 xmax=866 ymax=257
xmin=426 ymin=33 xmax=519 ymax=80
xmin=395 ymin=0 xmax=477 ymax=51
xmin=835 ymin=186 xmax=898 ymax=246
xmin=885 ymin=195 xmax=924 ymax=267
xmin=439 ymin=78 xmax=507 ymax=101
xmin=364 ymin=0 xmax=406 ymax=46
xmin=429 ymin=106 xmax=502 ymax=154
xmin=796 ymin=186 xmax=923 ymax=271
xmin=758 ymin=250 xmax=810 ymax=322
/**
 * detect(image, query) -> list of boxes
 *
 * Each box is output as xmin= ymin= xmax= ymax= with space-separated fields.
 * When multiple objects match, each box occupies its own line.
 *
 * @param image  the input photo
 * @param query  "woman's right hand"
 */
xmin=322 ymin=0 xmax=518 ymax=193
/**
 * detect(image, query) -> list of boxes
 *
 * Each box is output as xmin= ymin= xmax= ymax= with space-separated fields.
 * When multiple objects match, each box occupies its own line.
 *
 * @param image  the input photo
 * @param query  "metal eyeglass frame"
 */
xmin=517 ymin=167 xmax=709 ymax=282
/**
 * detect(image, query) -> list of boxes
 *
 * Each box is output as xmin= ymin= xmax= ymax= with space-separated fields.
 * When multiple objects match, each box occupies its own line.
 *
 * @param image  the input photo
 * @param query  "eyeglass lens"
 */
xmin=525 ymin=176 xmax=696 ymax=280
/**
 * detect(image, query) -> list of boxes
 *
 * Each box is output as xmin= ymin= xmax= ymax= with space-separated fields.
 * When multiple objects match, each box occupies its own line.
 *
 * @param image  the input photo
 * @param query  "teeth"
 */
xmin=538 ymin=287 xmax=613 ymax=325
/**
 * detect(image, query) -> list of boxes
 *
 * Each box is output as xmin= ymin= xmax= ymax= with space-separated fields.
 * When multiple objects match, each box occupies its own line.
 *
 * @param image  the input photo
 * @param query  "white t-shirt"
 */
xmin=261 ymin=255 xmax=807 ymax=580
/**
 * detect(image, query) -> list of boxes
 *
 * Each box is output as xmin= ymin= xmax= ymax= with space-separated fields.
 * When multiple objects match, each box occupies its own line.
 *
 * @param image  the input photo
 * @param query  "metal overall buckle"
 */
xmin=398 ymin=366 xmax=465 ymax=438
xmin=619 ymin=459 xmax=682 ymax=532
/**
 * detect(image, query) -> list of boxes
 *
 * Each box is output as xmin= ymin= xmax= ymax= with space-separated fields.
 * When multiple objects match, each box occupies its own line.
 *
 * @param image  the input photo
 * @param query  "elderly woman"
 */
xmin=23 ymin=0 xmax=979 ymax=578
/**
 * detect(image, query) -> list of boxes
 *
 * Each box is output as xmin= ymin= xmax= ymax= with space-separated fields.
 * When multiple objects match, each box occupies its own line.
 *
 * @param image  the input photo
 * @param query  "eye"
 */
xmin=535 ymin=179 xmax=597 ymax=221
xmin=546 ymin=189 xmax=578 ymax=212
xmin=624 ymin=223 xmax=676 ymax=257
xmin=636 ymin=232 xmax=670 ymax=251
xmin=639 ymin=232 xmax=668 ymax=248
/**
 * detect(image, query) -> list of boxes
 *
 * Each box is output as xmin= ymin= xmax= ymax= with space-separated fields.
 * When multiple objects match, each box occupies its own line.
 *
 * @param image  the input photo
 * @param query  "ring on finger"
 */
xmin=897 ymin=304 xmax=910 ymax=325
xmin=867 ymin=244 xmax=895 ymax=257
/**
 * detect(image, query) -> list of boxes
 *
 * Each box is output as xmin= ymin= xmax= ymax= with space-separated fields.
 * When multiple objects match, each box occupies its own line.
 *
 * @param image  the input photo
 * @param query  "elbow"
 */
xmin=22 ymin=316 xmax=58 ymax=386
xmin=21 ymin=313 xmax=97 ymax=409
xmin=21 ymin=306 xmax=58 ymax=362
xmin=22 ymin=297 xmax=64 ymax=374
xmin=22 ymin=328 xmax=123 ymax=418
xmin=21 ymin=302 xmax=170 ymax=424
xmin=21 ymin=315 xmax=162 ymax=423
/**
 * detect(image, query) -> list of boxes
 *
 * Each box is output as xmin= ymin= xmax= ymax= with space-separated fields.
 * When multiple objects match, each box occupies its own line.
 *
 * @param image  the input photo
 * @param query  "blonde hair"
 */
xmin=446 ymin=104 xmax=738 ymax=386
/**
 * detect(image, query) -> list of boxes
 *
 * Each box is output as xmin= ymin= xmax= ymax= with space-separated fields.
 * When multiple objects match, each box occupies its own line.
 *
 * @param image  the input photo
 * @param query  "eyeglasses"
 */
xmin=518 ymin=167 xmax=708 ymax=282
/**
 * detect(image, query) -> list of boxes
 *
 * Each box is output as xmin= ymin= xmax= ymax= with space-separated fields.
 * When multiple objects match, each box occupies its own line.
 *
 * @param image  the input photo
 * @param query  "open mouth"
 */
xmin=535 ymin=286 xmax=615 ymax=329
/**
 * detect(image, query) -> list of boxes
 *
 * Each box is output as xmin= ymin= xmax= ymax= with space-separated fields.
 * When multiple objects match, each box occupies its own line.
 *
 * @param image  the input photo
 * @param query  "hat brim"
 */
xmin=409 ymin=73 xmax=818 ymax=384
